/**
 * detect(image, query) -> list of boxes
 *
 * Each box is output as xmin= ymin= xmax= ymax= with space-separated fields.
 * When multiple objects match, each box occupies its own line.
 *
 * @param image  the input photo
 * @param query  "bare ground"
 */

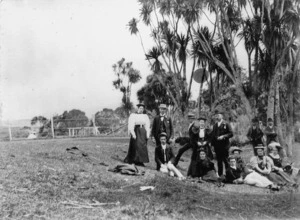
xmin=0 ymin=138 xmax=299 ymax=220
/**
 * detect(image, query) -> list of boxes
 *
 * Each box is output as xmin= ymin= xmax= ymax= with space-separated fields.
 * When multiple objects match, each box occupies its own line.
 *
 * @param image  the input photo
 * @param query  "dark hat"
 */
xmin=229 ymin=146 xmax=242 ymax=154
xmin=267 ymin=118 xmax=273 ymax=122
xmin=159 ymin=103 xmax=167 ymax=109
xmin=137 ymin=102 xmax=145 ymax=107
xmin=254 ymin=144 xmax=265 ymax=150
xmin=187 ymin=112 xmax=196 ymax=119
xmin=159 ymin=132 xmax=167 ymax=138
xmin=198 ymin=115 xmax=207 ymax=121
xmin=252 ymin=118 xmax=259 ymax=123
xmin=214 ymin=109 xmax=224 ymax=115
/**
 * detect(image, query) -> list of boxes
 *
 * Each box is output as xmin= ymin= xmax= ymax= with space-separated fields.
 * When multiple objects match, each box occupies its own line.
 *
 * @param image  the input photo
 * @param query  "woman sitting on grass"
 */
xmin=268 ymin=145 xmax=297 ymax=186
xmin=155 ymin=132 xmax=185 ymax=180
xmin=188 ymin=148 xmax=220 ymax=183
xmin=225 ymin=155 xmax=280 ymax=190
xmin=250 ymin=145 xmax=286 ymax=186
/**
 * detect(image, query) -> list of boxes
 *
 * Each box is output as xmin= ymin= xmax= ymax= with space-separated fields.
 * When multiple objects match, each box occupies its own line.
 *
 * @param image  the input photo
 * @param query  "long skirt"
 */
xmin=244 ymin=171 xmax=273 ymax=188
xmin=124 ymin=126 xmax=149 ymax=164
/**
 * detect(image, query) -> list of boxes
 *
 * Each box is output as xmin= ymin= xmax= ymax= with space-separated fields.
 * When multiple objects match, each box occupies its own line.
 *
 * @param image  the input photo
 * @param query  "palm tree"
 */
xmin=145 ymin=46 xmax=164 ymax=73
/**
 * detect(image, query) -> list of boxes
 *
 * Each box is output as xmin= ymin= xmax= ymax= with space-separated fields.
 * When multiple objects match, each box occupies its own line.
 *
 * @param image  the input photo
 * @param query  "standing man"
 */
xmin=211 ymin=110 xmax=233 ymax=177
xmin=173 ymin=112 xmax=196 ymax=166
xmin=264 ymin=118 xmax=278 ymax=146
xmin=151 ymin=103 xmax=174 ymax=146
xmin=247 ymin=118 xmax=264 ymax=155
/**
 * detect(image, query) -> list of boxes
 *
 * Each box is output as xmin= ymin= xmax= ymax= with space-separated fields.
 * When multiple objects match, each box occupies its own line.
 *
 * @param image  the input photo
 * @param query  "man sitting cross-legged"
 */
xmin=155 ymin=132 xmax=185 ymax=180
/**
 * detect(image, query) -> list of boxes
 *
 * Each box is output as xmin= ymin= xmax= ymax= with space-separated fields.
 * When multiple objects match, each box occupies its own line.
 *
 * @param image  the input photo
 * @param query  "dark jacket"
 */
xmin=264 ymin=126 xmax=278 ymax=145
xmin=189 ymin=126 xmax=213 ymax=160
xmin=247 ymin=126 xmax=264 ymax=146
xmin=155 ymin=144 xmax=175 ymax=170
xmin=225 ymin=166 xmax=243 ymax=183
xmin=211 ymin=121 xmax=233 ymax=152
xmin=151 ymin=115 xmax=174 ymax=141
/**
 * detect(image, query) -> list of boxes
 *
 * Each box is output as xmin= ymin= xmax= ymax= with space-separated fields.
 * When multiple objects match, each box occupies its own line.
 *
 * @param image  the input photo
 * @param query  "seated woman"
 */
xmin=187 ymin=148 xmax=219 ymax=182
xmin=250 ymin=145 xmax=286 ymax=186
xmin=226 ymin=151 xmax=279 ymax=190
xmin=155 ymin=132 xmax=185 ymax=180
xmin=268 ymin=145 xmax=297 ymax=186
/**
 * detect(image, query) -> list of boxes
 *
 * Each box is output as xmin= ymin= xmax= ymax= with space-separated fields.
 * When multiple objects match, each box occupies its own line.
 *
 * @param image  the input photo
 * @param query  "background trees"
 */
xmin=128 ymin=0 xmax=300 ymax=156
xmin=112 ymin=58 xmax=142 ymax=117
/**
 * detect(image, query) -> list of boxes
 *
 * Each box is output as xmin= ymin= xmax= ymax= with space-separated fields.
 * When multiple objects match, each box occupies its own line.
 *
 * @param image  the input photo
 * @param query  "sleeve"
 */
xmin=224 ymin=123 xmax=233 ymax=139
xmin=246 ymin=128 xmax=252 ymax=140
xmin=249 ymin=156 xmax=258 ymax=169
xmin=151 ymin=117 xmax=156 ymax=138
xmin=145 ymin=115 xmax=151 ymax=139
xmin=128 ymin=114 xmax=135 ymax=137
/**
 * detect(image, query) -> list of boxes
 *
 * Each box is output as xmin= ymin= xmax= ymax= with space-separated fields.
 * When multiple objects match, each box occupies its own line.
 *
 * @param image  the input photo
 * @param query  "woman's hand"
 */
xmin=132 ymin=134 xmax=137 ymax=139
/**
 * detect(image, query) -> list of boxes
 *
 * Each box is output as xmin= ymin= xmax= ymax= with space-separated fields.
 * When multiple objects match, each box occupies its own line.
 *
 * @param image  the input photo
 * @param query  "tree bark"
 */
xmin=267 ymin=75 xmax=276 ymax=121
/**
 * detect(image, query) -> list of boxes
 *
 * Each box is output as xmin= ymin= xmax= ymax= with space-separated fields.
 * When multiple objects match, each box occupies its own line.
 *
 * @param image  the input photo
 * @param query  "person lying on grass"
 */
xmin=224 ymin=155 xmax=280 ymax=190
xmin=155 ymin=132 xmax=185 ymax=180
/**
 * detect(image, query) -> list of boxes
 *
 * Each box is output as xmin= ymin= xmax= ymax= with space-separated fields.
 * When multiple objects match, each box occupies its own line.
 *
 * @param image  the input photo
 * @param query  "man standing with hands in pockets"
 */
xmin=211 ymin=110 xmax=233 ymax=177
xmin=151 ymin=103 xmax=174 ymax=146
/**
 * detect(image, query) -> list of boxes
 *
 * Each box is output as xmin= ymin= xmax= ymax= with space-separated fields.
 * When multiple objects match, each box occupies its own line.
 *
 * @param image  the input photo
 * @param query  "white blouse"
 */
xmin=128 ymin=113 xmax=151 ymax=138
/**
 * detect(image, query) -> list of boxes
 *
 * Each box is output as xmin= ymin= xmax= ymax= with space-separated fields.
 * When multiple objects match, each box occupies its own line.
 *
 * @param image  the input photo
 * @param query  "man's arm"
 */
xmin=246 ymin=127 xmax=252 ymax=141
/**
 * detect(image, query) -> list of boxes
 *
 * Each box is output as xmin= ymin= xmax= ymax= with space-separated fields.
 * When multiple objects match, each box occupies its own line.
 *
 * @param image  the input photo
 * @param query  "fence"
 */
xmin=1 ymin=116 xmax=128 ymax=141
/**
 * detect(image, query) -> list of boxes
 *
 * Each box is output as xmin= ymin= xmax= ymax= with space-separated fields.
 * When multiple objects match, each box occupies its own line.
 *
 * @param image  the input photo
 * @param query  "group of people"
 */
xmin=124 ymin=102 xmax=298 ymax=189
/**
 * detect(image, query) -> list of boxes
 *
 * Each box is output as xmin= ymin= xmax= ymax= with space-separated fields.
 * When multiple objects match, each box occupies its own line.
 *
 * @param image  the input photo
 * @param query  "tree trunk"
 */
xmin=286 ymin=90 xmax=294 ymax=157
xmin=235 ymin=77 xmax=253 ymax=118
xmin=274 ymin=82 xmax=286 ymax=157
xmin=267 ymin=75 xmax=276 ymax=121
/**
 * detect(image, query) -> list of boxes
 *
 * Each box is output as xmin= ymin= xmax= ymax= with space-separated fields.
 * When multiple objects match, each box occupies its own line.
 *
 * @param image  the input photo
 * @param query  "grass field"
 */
xmin=0 ymin=138 xmax=299 ymax=220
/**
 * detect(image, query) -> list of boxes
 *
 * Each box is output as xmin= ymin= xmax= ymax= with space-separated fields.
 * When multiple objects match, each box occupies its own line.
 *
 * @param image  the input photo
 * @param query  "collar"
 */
xmin=217 ymin=120 xmax=224 ymax=126
xmin=160 ymin=114 xmax=166 ymax=117
xmin=230 ymin=166 xmax=237 ymax=170
xmin=161 ymin=144 xmax=167 ymax=150
xmin=269 ymin=153 xmax=280 ymax=159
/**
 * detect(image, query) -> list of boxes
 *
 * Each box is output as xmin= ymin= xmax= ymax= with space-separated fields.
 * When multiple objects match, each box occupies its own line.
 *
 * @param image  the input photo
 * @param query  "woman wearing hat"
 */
xmin=188 ymin=115 xmax=213 ymax=160
xmin=268 ymin=145 xmax=297 ymax=186
xmin=250 ymin=145 xmax=286 ymax=186
xmin=187 ymin=148 xmax=220 ymax=183
xmin=124 ymin=102 xmax=150 ymax=166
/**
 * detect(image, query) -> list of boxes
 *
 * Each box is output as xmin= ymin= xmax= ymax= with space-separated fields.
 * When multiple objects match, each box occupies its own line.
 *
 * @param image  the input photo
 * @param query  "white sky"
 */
xmin=0 ymin=0 xmax=247 ymax=121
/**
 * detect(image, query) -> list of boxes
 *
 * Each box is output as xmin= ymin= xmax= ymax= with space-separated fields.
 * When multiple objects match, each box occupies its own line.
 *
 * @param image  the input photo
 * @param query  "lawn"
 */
xmin=0 ymin=138 xmax=299 ymax=220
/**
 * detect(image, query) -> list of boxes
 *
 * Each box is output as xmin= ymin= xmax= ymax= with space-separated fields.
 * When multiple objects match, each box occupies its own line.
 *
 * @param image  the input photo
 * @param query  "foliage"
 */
xmin=112 ymin=58 xmax=141 ymax=116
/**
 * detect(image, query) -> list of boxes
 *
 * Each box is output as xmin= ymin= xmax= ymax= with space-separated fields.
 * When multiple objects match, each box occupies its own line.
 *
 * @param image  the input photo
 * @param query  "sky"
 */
xmin=0 ymin=0 xmax=247 ymax=122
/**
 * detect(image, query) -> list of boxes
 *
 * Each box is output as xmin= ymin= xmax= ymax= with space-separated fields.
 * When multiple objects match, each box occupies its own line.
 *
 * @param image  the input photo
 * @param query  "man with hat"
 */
xmin=264 ymin=118 xmax=279 ymax=146
xmin=247 ymin=117 xmax=264 ymax=155
xmin=210 ymin=109 xmax=233 ymax=176
xmin=154 ymin=132 xmax=185 ymax=180
xmin=151 ymin=103 xmax=174 ymax=146
xmin=172 ymin=112 xmax=197 ymax=166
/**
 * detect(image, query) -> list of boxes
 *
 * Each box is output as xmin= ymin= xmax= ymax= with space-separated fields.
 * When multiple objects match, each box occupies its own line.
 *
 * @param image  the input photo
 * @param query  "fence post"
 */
xmin=93 ymin=114 xmax=97 ymax=135
xmin=51 ymin=116 xmax=55 ymax=138
xmin=8 ymin=122 xmax=12 ymax=141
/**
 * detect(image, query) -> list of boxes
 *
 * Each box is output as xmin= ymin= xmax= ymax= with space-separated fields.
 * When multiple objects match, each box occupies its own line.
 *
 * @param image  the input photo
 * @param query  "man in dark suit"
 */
xmin=151 ymin=103 xmax=174 ymax=146
xmin=211 ymin=110 xmax=233 ymax=176
xmin=155 ymin=132 xmax=185 ymax=180
xmin=247 ymin=117 xmax=264 ymax=155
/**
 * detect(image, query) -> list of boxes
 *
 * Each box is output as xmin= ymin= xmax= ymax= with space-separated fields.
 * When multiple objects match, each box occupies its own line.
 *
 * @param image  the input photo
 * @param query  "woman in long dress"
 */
xmin=188 ymin=149 xmax=219 ymax=182
xmin=124 ymin=102 xmax=150 ymax=166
